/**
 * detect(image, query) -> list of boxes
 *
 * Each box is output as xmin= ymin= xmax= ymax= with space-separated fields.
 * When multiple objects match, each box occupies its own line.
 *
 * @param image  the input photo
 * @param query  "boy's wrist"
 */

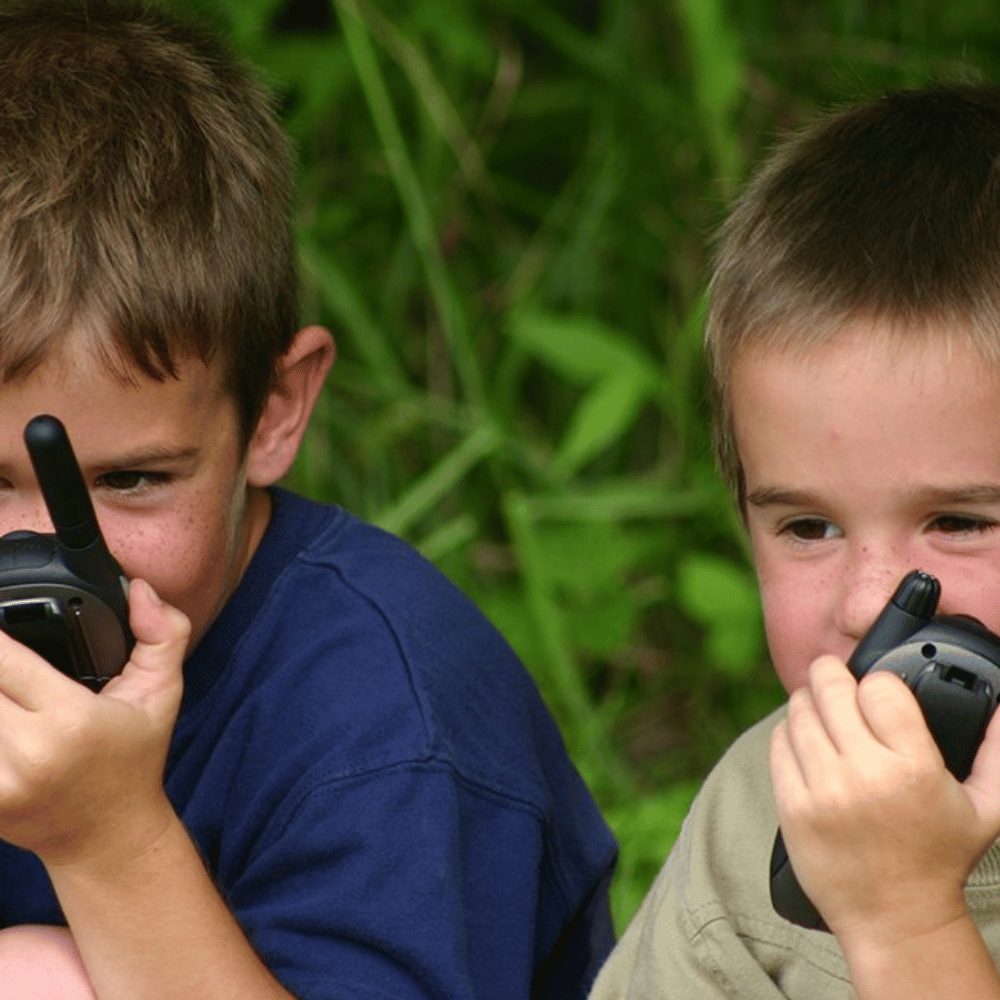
xmin=39 ymin=792 xmax=178 ymax=879
xmin=839 ymin=907 xmax=1000 ymax=1000
xmin=832 ymin=887 xmax=969 ymax=955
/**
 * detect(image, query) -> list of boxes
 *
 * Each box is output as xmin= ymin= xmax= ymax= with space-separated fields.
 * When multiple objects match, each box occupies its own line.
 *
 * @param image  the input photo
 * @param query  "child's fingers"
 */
xmin=103 ymin=580 xmax=190 ymax=709
xmin=783 ymin=682 xmax=841 ymax=789
xmin=802 ymin=656 xmax=875 ymax=758
xmin=770 ymin=718 xmax=805 ymax=810
xmin=126 ymin=580 xmax=191 ymax=656
xmin=964 ymin=704 xmax=1000 ymax=828
xmin=0 ymin=629 xmax=79 ymax=712
xmin=856 ymin=670 xmax=937 ymax=758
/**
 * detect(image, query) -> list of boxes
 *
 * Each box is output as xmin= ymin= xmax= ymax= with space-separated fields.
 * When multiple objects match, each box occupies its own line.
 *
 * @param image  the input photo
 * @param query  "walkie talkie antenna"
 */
xmin=24 ymin=415 xmax=100 ymax=551
xmin=847 ymin=569 xmax=940 ymax=677
xmin=23 ymin=415 xmax=117 ymax=584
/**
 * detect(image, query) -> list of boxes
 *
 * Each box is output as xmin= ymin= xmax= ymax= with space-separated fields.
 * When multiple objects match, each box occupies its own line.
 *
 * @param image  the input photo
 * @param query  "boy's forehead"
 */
xmin=731 ymin=323 xmax=1000 ymax=490
xmin=19 ymin=327 xmax=228 ymax=396
xmin=0 ymin=334 xmax=237 ymax=454
xmin=729 ymin=321 xmax=1000 ymax=399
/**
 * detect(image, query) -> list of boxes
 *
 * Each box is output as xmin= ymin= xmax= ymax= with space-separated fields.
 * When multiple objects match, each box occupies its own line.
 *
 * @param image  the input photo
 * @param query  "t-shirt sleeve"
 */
xmin=225 ymin=761 xmax=609 ymax=1000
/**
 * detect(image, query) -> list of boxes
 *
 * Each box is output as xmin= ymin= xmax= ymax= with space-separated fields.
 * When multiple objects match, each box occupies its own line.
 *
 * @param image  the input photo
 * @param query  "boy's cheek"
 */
xmin=931 ymin=562 xmax=1000 ymax=637
xmin=106 ymin=524 xmax=235 ymax=648
xmin=754 ymin=557 xmax=844 ymax=693
xmin=754 ymin=561 xmax=805 ymax=690
xmin=759 ymin=591 xmax=822 ymax=693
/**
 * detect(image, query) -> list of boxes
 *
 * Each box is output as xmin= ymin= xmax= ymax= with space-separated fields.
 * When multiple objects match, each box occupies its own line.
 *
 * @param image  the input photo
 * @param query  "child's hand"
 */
xmin=770 ymin=655 xmax=1000 ymax=949
xmin=0 ymin=579 xmax=189 ymax=873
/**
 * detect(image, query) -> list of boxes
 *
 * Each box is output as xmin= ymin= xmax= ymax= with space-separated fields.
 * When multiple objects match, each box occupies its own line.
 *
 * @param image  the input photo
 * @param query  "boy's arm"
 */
xmin=770 ymin=656 xmax=1000 ymax=1000
xmin=0 ymin=579 xmax=294 ymax=1000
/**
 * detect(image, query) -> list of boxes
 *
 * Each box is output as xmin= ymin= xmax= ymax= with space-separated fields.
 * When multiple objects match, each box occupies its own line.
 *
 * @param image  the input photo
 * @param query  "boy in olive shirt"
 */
xmin=592 ymin=85 xmax=1000 ymax=998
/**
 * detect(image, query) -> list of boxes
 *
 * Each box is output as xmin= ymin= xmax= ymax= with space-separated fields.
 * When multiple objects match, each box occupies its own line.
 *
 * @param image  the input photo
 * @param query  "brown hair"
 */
xmin=0 ymin=0 xmax=298 ymax=443
xmin=706 ymin=85 xmax=1000 ymax=502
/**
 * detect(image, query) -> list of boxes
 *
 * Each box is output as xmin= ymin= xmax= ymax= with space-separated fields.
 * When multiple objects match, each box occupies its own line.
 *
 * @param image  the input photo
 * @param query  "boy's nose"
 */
xmin=834 ymin=549 xmax=911 ymax=643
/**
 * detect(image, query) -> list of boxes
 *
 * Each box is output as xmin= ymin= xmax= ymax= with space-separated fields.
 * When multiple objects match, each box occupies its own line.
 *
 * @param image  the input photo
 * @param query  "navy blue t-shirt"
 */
xmin=0 ymin=488 xmax=617 ymax=998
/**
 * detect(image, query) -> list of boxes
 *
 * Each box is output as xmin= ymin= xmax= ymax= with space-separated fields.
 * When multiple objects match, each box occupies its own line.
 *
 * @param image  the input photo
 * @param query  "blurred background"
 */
xmin=172 ymin=0 xmax=1000 ymax=929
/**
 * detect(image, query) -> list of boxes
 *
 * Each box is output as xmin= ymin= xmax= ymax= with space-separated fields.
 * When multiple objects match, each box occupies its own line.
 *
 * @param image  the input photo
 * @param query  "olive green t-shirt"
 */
xmin=591 ymin=707 xmax=1000 ymax=999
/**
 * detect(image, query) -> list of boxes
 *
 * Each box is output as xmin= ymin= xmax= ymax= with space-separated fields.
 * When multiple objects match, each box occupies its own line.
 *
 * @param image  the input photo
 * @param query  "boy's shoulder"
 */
xmin=187 ymin=486 xmax=607 ymax=822
xmin=593 ymin=705 xmax=854 ymax=1000
xmin=255 ymin=486 xmax=497 ymax=630
xmin=682 ymin=706 xmax=783 ymax=873
xmin=254 ymin=487 xmax=536 ymax=705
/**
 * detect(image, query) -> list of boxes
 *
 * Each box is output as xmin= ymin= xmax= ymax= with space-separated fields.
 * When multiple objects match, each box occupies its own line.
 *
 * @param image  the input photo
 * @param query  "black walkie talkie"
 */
xmin=0 ymin=415 xmax=133 ymax=690
xmin=769 ymin=570 xmax=1000 ymax=930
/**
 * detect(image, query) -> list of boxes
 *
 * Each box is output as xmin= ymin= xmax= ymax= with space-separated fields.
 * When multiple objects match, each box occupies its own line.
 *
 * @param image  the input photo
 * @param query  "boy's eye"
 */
xmin=780 ymin=518 xmax=842 ymax=541
xmin=96 ymin=470 xmax=170 ymax=493
xmin=929 ymin=514 xmax=998 ymax=536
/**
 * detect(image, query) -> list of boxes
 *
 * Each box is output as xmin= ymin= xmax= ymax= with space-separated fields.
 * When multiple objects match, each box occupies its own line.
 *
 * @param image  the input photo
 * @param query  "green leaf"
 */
xmin=674 ymin=0 xmax=745 ymax=186
xmin=554 ymin=370 xmax=652 ymax=477
xmin=474 ymin=586 xmax=546 ymax=683
xmin=406 ymin=0 xmax=495 ymax=75
xmin=565 ymin=590 xmax=641 ymax=658
xmin=298 ymin=237 xmax=406 ymax=390
xmin=532 ymin=521 xmax=643 ymax=594
xmin=526 ymin=480 xmax=722 ymax=522
xmin=508 ymin=310 xmax=660 ymax=387
xmin=335 ymin=0 xmax=482 ymax=404
xmin=606 ymin=781 xmax=701 ymax=930
xmin=675 ymin=0 xmax=743 ymax=124
xmin=374 ymin=421 xmax=501 ymax=536
xmin=705 ymin=622 xmax=764 ymax=675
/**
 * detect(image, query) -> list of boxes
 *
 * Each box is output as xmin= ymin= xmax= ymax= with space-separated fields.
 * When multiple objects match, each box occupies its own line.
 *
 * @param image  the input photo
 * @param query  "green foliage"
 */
xmin=677 ymin=553 xmax=764 ymax=675
xmin=508 ymin=310 xmax=661 ymax=478
xmin=170 ymin=0 xmax=1000 ymax=931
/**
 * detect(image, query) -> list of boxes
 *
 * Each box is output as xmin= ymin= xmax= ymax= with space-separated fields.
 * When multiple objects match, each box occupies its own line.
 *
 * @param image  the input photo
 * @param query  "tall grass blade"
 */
xmin=375 ymin=421 xmax=502 ymax=536
xmin=332 ymin=0 xmax=484 ymax=405
xmin=674 ymin=0 xmax=746 ymax=190
xmin=299 ymin=236 xmax=408 ymax=392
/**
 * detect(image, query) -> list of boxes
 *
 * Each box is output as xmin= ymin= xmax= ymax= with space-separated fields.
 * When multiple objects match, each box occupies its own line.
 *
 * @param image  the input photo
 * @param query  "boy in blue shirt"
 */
xmin=0 ymin=2 xmax=616 ymax=997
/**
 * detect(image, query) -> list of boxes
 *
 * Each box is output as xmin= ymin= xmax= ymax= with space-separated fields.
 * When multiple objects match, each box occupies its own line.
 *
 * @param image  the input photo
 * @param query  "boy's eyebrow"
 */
xmin=746 ymin=484 xmax=1000 ymax=508
xmin=91 ymin=444 xmax=201 ymax=468
xmin=0 ymin=444 xmax=202 ymax=480
xmin=745 ymin=487 xmax=819 ymax=509
xmin=912 ymin=484 xmax=1000 ymax=506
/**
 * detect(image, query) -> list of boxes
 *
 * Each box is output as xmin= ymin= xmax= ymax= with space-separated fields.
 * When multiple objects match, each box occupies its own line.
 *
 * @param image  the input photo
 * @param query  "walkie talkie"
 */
xmin=769 ymin=570 xmax=1000 ymax=931
xmin=0 ymin=415 xmax=132 ymax=690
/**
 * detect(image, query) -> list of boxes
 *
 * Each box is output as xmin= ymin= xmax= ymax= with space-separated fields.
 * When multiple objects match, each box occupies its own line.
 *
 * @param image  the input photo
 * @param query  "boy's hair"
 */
xmin=0 ymin=0 xmax=297 ymax=444
xmin=707 ymin=84 xmax=1000 ymax=503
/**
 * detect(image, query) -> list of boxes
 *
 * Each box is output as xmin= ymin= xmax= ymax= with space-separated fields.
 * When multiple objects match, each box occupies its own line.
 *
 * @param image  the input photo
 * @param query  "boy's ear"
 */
xmin=245 ymin=325 xmax=335 ymax=487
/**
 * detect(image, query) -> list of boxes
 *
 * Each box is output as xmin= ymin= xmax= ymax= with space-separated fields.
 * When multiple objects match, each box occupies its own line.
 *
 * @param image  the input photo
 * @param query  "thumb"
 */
xmin=963 ymin=705 xmax=1000 ymax=829
xmin=104 ymin=580 xmax=190 ymax=705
